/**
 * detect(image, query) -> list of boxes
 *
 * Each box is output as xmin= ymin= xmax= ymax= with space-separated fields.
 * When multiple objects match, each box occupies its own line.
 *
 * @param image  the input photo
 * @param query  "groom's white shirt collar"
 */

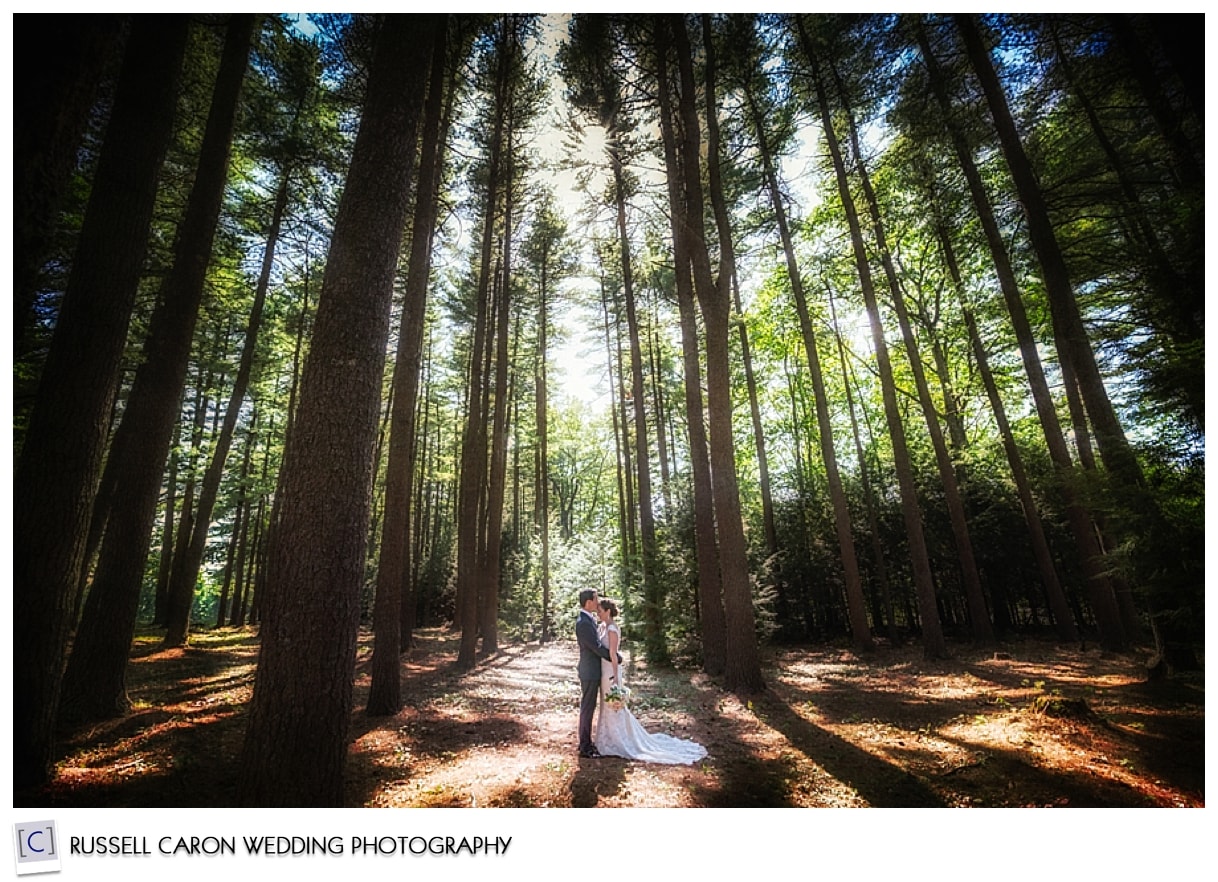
xmin=580 ymin=608 xmax=597 ymax=621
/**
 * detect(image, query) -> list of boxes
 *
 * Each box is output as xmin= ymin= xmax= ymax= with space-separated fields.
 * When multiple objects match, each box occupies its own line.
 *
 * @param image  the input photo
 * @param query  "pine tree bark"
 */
xmin=536 ymin=236 xmax=553 ymax=643
xmin=653 ymin=22 xmax=726 ymax=673
xmin=397 ymin=29 xmax=453 ymax=652
xmin=480 ymin=82 xmax=518 ymax=658
xmin=828 ymin=50 xmax=993 ymax=644
xmin=365 ymin=16 xmax=445 ymax=715
xmin=731 ymin=269 xmax=778 ymax=561
xmin=153 ymin=417 xmax=183 ymax=626
xmin=218 ymin=417 xmax=257 ymax=626
xmin=238 ymin=15 xmax=435 ymax=806
xmin=57 ymin=15 xmax=256 ymax=726
xmin=611 ymin=155 xmax=666 ymax=663
xmin=13 ymin=13 xmax=124 ymax=348
xmin=216 ymin=494 xmax=244 ymax=627
xmin=744 ymin=85 xmax=874 ymax=652
xmin=455 ymin=20 xmax=512 ymax=670
xmin=673 ymin=14 xmax=763 ymax=691
xmin=243 ymin=412 xmax=275 ymax=626
xmin=230 ymin=476 xmax=255 ymax=627
xmin=12 ymin=17 xmax=189 ymax=786
xmin=164 ymin=168 xmax=290 ymax=648
xmin=261 ymin=245 xmax=313 ymax=616
xmin=795 ymin=14 xmax=947 ymax=658
xmin=926 ymin=185 xmax=1079 ymax=642
xmin=917 ymin=18 xmax=1120 ymax=648
xmin=828 ymin=288 xmax=896 ymax=638
xmin=647 ymin=307 xmax=673 ymax=506
xmin=601 ymin=274 xmax=634 ymax=568
xmin=957 ymin=13 xmax=1137 ymax=649
xmin=161 ymin=369 xmax=210 ymax=625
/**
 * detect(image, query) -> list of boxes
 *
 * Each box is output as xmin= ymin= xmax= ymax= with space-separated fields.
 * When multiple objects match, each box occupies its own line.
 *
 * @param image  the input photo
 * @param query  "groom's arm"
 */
xmin=576 ymin=616 xmax=611 ymax=660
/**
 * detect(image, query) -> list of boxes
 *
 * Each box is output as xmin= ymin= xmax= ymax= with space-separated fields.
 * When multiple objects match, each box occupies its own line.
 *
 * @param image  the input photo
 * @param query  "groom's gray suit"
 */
xmin=576 ymin=609 xmax=612 ymax=756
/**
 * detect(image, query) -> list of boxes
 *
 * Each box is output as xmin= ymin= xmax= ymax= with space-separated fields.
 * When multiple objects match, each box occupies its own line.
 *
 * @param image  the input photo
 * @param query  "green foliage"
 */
xmin=58 ymin=13 xmax=1203 ymax=667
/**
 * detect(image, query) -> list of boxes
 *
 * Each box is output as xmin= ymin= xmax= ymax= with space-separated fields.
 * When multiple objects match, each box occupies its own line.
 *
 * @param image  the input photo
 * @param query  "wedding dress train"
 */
xmin=595 ymin=623 xmax=707 ymax=765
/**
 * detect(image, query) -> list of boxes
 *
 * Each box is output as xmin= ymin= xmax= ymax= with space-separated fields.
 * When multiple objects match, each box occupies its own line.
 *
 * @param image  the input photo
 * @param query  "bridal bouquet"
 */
xmin=604 ymin=683 xmax=630 ymax=706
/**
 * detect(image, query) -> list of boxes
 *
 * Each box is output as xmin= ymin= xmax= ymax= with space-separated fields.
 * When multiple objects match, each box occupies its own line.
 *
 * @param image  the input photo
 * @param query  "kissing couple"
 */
xmin=575 ymin=588 xmax=707 ymax=764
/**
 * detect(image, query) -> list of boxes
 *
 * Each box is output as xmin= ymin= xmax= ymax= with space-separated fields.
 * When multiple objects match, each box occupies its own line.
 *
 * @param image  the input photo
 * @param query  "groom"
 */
xmin=575 ymin=588 xmax=614 ymax=758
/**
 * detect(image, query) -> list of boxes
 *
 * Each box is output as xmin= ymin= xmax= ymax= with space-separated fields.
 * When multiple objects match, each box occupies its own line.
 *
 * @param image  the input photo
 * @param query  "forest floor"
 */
xmin=23 ymin=626 xmax=1204 ymax=808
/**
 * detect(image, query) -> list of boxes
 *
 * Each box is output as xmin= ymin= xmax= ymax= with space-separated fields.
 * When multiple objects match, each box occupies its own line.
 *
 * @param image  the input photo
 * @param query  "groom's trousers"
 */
xmin=578 ymin=677 xmax=600 ymax=752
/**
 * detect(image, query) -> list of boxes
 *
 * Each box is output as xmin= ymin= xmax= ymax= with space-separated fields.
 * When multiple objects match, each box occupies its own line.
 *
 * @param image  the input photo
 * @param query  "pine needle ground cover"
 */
xmin=20 ymin=628 xmax=1201 ymax=809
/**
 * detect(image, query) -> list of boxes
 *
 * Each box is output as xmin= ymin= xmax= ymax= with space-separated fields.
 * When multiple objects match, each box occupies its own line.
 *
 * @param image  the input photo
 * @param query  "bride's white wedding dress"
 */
xmin=595 ymin=622 xmax=707 ymax=765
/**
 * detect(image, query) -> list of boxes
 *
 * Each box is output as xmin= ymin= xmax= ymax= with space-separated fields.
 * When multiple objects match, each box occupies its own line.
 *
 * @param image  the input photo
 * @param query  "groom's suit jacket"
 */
xmin=576 ymin=611 xmax=611 ymax=681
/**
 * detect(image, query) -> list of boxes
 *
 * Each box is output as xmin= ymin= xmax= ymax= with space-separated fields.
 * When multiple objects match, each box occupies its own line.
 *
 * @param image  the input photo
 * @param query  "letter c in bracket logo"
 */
xmin=12 ymin=821 xmax=61 ymax=876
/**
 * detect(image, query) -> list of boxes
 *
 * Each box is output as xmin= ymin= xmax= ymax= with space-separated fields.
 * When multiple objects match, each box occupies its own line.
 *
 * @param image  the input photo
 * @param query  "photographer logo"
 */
xmin=12 ymin=821 xmax=60 ymax=876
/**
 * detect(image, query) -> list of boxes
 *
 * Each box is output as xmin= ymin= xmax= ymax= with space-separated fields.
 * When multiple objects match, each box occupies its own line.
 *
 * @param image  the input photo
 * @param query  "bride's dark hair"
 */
xmin=598 ymin=598 xmax=619 ymax=619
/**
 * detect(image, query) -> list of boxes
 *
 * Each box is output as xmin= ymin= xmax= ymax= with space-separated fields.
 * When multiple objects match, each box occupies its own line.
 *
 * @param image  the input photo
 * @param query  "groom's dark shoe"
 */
xmin=579 ymin=746 xmax=602 ymax=758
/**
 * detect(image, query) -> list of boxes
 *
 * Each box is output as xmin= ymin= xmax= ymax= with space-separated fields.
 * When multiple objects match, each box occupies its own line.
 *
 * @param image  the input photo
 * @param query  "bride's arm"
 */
xmin=606 ymin=628 xmax=620 ymax=682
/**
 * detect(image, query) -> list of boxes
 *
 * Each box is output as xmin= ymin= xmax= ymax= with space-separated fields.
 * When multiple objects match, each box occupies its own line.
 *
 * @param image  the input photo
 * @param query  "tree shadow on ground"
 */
xmin=931 ymin=732 xmax=1160 ymax=807
xmin=1101 ymin=711 xmax=1204 ymax=798
xmin=957 ymin=657 xmax=1204 ymax=799
xmin=344 ymin=710 xmax=534 ymax=807
xmin=750 ymin=687 xmax=948 ymax=807
xmin=20 ymin=705 xmax=247 ymax=808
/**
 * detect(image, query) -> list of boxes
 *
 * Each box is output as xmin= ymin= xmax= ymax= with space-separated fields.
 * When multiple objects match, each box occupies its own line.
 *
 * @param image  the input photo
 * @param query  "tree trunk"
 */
xmin=402 ymin=28 xmax=456 ymax=653
xmin=730 ymin=268 xmax=778 ymax=561
xmin=654 ymin=27 xmax=726 ymax=673
xmin=648 ymin=306 xmax=672 ymax=507
xmin=923 ymin=170 xmax=1079 ymax=642
xmin=13 ymin=13 xmax=124 ymax=349
xmin=164 ymin=167 xmax=290 ymax=648
xmin=828 ymin=287 xmax=896 ymax=639
xmin=601 ymin=274 xmax=633 ymax=570
xmin=153 ymin=418 xmax=183 ymax=626
xmin=230 ymin=489 xmax=254 ymax=628
xmin=365 ymin=18 xmax=446 ymax=715
xmin=162 ymin=368 xmax=210 ymax=626
xmin=957 ymin=13 xmax=1135 ymax=649
xmin=673 ymin=14 xmax=763 ymax=692
xmin=56 ymin=15 xmax=255 ymax=727
xmin=828 ymin=49 xmax=993 ymax=644
xmin=910 ymin=287 xmax=968 ymax=459
xmin=745 ymin=84 xmax=873 ymax=652
xmin=410 ymin=332 xmax=436 ymax=629
xmin=242 ymin=492 xmax=266 ymax=626
xmin=796 ymin=14 xmax=947 ymax=658
xmin=455 ymin=21 xmax=512 ymax=671
xmin=611 ymin=156 xmax=665 ymax=663
xmin=614 ymin=288 xmax=639 ymax=559
xmin=918 ymin=18 xmax=1121 ymax=649
xmin=12 ymin=16 xmax=188 ymax=787
xmin=536 ymin=240 xmax=552 ymax=643
xmin=215 ymin=495 xmax=243 ymax=627
xmin=218 ymin=417 xmax=257 ymax=628
xmin=237 ymin=15 xmax=434 ymax=806
xmin=480 ymin=80 xmax=518 ymax=658
xmin=242 ymin=409 xmax=275 ymax=626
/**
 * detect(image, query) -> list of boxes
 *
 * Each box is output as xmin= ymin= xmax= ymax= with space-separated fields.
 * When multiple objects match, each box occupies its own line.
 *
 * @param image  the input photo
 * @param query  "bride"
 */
xmin=595 ymin=598 xmax=707 ymax=765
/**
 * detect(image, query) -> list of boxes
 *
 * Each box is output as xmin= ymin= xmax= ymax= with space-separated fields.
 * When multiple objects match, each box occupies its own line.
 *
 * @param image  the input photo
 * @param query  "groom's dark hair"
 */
xmin=578 ymin=588 xmax=597 ymax=606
